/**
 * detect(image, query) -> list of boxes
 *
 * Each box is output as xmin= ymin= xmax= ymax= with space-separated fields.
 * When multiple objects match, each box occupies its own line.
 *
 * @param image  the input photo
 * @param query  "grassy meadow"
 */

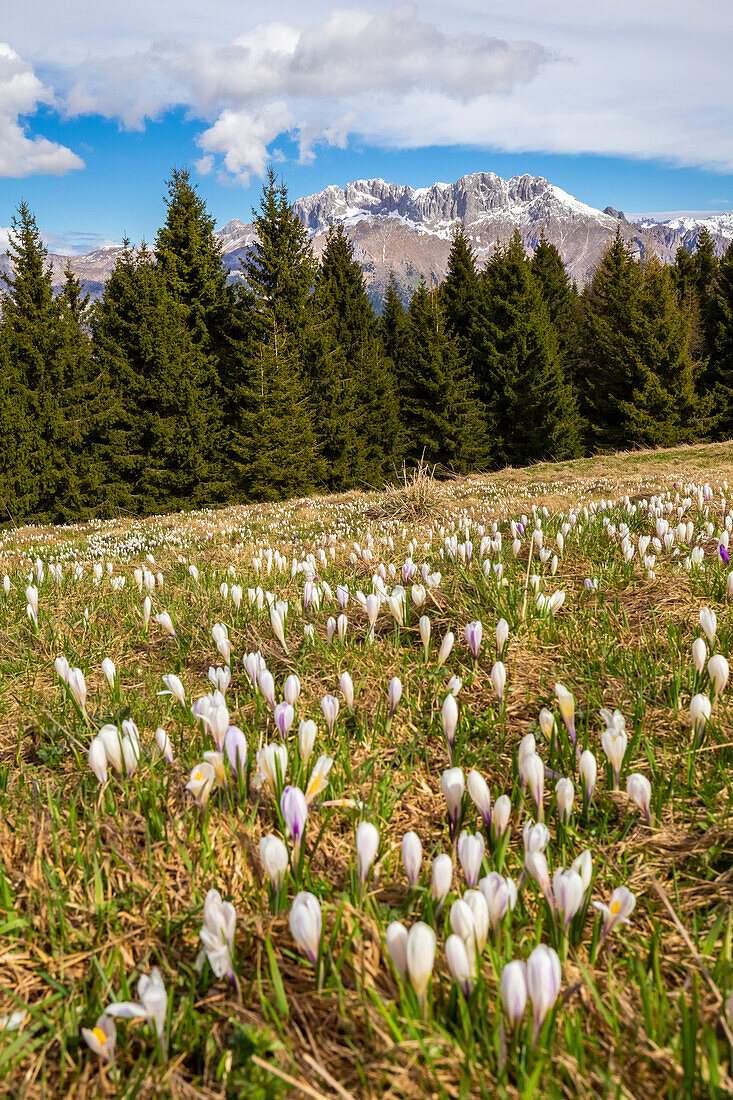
xmin=1 ymin=441 xmax=733 ymax=1099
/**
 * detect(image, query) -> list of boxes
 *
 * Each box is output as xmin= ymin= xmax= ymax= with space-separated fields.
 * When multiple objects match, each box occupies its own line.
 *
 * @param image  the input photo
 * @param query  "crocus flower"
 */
xmin=467 ymin=769 xmax=492 ymax=827
xmin=388 ymin=677 xmax=402 ymax=721
xmin=155 ymin=727 xmax=174 ymax=763
xmin=555 ymin=777 xmax=574 ymax=823
xmin=572 ymin=850 xmax=593 ymax=892
xmin=523 ymin=820 xmax=550 ymax=854
xmin=283 ymin=674 xmax=301 ymax=707
xmin=356 ymin=821 xmax=380 ymax=885
xmin=708 ymin=654 xmax=730 ymax=695
xmin=224 ymin=726 xmax=247 ymax=776
xmin=160 ymin=673 xmax=185 ymax=707
xmin=465 ymin=620 xmax=483 ymax=660
xmin=155 ymin=612 xmax=177 ymax=639
xmin=517 ymin=734 xmax=536 ymax=785
xmin=88 ymin=737 xmax=107 ymax=784
xmin=54 ymin=655 xmax=70 ymax=683
xmin=289 ymin=891 xmax=321 ymax=966
xmin=431 ymin=854 xmax=453 ymax=912
xmin=101 ymin=658 xmax=116 ymax=691
xmin=700 ymin=606 xmax=717 ymax=642
xmin=406 ymin=922 xmax=436 ymax=1005
xmin=386 ymin=921 xmax=408 ymax=980
xmin=625 ymin=773 xmax=652 ymax=824
xmin=297 ymin=719 xmax=317 ymax=765
xmin=260 ymin=835 xmax=289 ymax=889
xmin=554 ymin=683 xmax=575 ymax=745
xmin=273 ymin=701 xmax=294 ymax=739
xmin=212 ymin=623 xmax=231 ymax=665
xmin=526 ymin=944 xmax=562 ymax=1038
xmin=270 ymin=605 xmax=288 ymax=653
xmin=281 ymin=786 xmax=308 ymax=855
xmin=523 ymin=753 xmax=545 ymax=816
xmin=692 ymin=638 xmax=707 ymax=674
xmin=501 ymin=960 xmax=528 ymax=1029
xmin=98 ymin=724 xmax=123 ymax=774
xmin=402 ymin=831 xmax=423 ymax=885
xmin=579 ymin=749 xmax=597 ymax=802
xmin=197 ymin=889 xmax=236 ymax=980
xmin=258 ymin=669 xmax=276 ymax=709
xmin=491 ymin=795 xmax=512 ymax=839
xmin=538 ymin=708 xmax=554 ymax=739
xmin=81 ymin=1015 xmax=116 ymax=1062
xmin=496 ymin=618 xmax=509 ymax=657
xmin=457 ymin=830 xmax=485 ymax=888
xmin=106 ymin=968 xmax=167 ymax=1046
xmin=442 ymin=693 xmax=458 ymax=760
xmin=690 ymin=693 xmax=712 ymax=739
xmin=490 ymin=661 xmax=506 ymax=703
xmin=256 ymin=743 xmax=287 ymax=794
xmin=552 ymin=869 xmax=584 ymax=932
xmin=526 ymin=850 xmax=553 ymax=907
xmin=601 ymin=725 xmax=628 ymax=789
xmin=186 ymin=762 xmax=217 ymax=807
xmin=339 ymin=671 xmax=355 ymax=709
xmin=67 ymin=667 xmax=87 ymax=712
xmin=445 ymin=934 xmax=474 ymax=997
xmin=419 ymin=614 xmax=431 ymax=660
xmin=437 ymin=631 xmax=454 ymax=667
xmin=479 ymin=872 xmax=517 ymax=935
xmin=441 ymin=767 xmax=465 ymax=838
xmin=305 ymin=754 xmax=333 ymax=804
xmin=321 ymin=694 xmax=340 ymax=735
xmin=592 ymin=885 xmax=636 ymax=936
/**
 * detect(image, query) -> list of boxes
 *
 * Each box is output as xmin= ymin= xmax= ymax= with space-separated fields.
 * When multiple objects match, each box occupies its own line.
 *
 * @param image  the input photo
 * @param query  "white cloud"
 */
xmin=0 ymin=43 xmax=83 ymax=177
xmin=196 ymin=101 xmax=295 ymax=185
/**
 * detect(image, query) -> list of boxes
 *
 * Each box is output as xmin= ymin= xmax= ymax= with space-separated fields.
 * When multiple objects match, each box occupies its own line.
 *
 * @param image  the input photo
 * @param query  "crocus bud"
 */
xmin=465 ymin=620 xmax=483 ymax=661
xmin=224 ymin=726 xmax=247 ymax=776
xmin=441 ymin=767 xmax=465 ymax=837
xmin=88 ymin=737 xmax=107 ymax=784
xmin=437 ymin=631 xmax=454 ymax=667
xmin=579 ymin=749 xmax=597 ymax=802
xmin=270 ymin=605 xmax=288 ymax=653
xmin=525 ymin=851 xmax=552 ymax=905
xmin=273 ymin=701 xmax=294 ymax=739
xmin=431 ymin=854 xmax=453 ymax=911
xmin=258 ymin=669 xmax=276 ymax=708
xmin=467 ymin=769 xmax=492 ymax=827
xmin=101 ymin=658 xmax=116 ymax=690
xmin=526 ymin=944 xmax=562 ymax=1037
xmin=356 ymin=821 xmax=379 ymax=885
xmin=554 ymin=683 xmax=575 ymax=745
xmin=402 ymin=831 xmax=422 ymax=885
xmin=517 ymin=734 xmax=536 ymax=785
xmin=457 ymin=829 xmax=485 ymax=888
xmin=445 ymin=934 xmax=474 ymax=997
xmin=55 ymin=655 xmax=70 ymax=683
xmin=442 ymin=693 xmax=458 ymax=759
xmin=339 ymin=671 xmax=354 ymax=709
xmin=479 ymin=872 xmax=517 ymax=934
xmin=155 ymin=727 xmax=174 ymax=763
xmin=284 ymin=674 xmax=301 ymax=707
xmin=161 ymin=673 xmax=185 ymax=707
xmin=155 ymin=611 xmax=176 ymax=638
xmin=297 ymin=719 xmax=317 ymax=764
xmin=555 ymin=777 xmax=574 ymax=823
xmin=490 ymin=661 xmax=506 ymax=702
xmin=523 ymin=820 xmax=549 ymax=853
xmin=601 ymin=726 xmax=628 ymax=788
xmin=571 ymin=849 xmax=593 ymax=892
xmin=625 ymin=773 xmax=652 ymax=824
xmin=464 ymin=888 xmax=489 ymax=952
xmin=523 ymin=753 xmax=545 ymax=816
xmin=260 ymin=835 xmax=289 ymax=889
xmin=692 ymin=638 xmax=707 ymax=674
xmin=67 ymin=667 xmax=87 ymax=711
xmin=538 ymin=707 xmax=554 ymax=739
xmin=708 ymin=654 xmax=729 ymax=695
xmin=419 ymin=615 xmax=431 ymax=659
xmin=280 ymin=786 xmax=308 ymax=854
xmin=699 ymin=606 xmax=717 ymax=642
xmin=496 ymin=618 xmax=509 ymax=657
xmin=386 ymin=921 xmax=408 ymax=980
xmin=552 ymin=868 xmax=584 ymax=931
xmin=689 ymin=693 xmax=712 ymax=737
xmin=406 ymin=922 xmax=436 ymax=1003
xmin=501 ymin=960 xmax=528 ymax=1029
xmin=321 ymin=694 xmax=340 ymax=735
xmin=491 ymin=794 xmax=512 ymax=838
xmin=289 ymin=891 xmax=321 ymax=965
xmin=388 ymin=677 xmax=402 ymax=721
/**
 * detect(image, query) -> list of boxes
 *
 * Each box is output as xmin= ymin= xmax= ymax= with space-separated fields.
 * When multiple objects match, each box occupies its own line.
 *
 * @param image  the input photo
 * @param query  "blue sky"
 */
xmin=1 ymin=1 xmax=732 ymax=253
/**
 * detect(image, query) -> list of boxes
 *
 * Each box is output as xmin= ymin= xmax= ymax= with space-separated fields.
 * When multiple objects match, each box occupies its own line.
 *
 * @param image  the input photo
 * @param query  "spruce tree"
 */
xmin=441 ymin=226 xmax=480 ymax=356
xmin=531 ymin=236 xmax=582 ymax=385
xmin=707 ymin=241 xmax=733 ymax=437
xmin=305 ymin=225 xmax=400 ymax=488
xmin=692 ymin=226 xmax=722 ymax=379
xmin=92 ymin=244 xmax=223 ymax=514
xmin=401 ymin=282 xmax=489 ymax=471
xmin=475 ymin=230 xmax=582 ymax=464
xmin=155 ymin=166 xmax=232 ymax=356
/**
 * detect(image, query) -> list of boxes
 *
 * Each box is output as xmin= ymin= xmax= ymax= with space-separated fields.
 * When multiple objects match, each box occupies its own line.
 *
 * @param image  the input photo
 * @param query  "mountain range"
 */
xmin=2 ymin=171 xmax=732 ymax=305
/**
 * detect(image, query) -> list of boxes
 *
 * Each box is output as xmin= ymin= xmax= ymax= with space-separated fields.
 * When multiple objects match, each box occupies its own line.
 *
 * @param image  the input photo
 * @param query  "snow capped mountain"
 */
xmin=3 ymin=171 xmax=731 ymax=305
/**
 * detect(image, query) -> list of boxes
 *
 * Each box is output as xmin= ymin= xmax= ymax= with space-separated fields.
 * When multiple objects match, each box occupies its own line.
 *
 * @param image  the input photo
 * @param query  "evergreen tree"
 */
xmin=400 ymin=282 xmax=489 ymax=471
xmin=378 ymin=273 xmax=408 ymax=370
xmin=707 ymin=241 xmax=733 ymax=437
xmin=531 ymin=236 xmax=582 ymax=384
xmin=155 ymin=167 xmax=232 ymax=355
xmin=227 ymin=311 xmax=321 ymax=501
xmin=692 ymin=226 xmax=722 ymax=376
xmin=92 ymin=244 xmax=223 ymax=513
xmin=441 ymin=226 xmax=480 ymax=355
xmin=304 ymin=225 xmax=400 ymax=488
xmin=475 ymin=230 xmax=582 ymax=464
xmin=241 ymin=168 xmax=316 ymax=343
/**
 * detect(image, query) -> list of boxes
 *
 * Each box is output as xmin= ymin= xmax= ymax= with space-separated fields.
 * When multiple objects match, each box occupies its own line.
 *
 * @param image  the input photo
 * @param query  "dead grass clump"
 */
xmin=366 ymin=461 xmax=445 ymax=523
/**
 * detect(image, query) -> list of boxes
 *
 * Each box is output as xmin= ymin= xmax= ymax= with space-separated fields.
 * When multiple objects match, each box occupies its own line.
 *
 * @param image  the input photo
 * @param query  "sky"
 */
xmin=1 ymin=0 xmax=732 ymax=253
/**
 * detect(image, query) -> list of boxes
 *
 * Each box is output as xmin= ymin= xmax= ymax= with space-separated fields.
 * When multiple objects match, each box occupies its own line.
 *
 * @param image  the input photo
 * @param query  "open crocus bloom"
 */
xmin=185 ymin=762 xmax=217 ymax=807
xmin=81 ymin=1015 xmax=116 ymax=1061
xmin=592 ymin=885 xmax=636 ymax=935
xmin=105 ymin=967 xmax=167 ymax=1045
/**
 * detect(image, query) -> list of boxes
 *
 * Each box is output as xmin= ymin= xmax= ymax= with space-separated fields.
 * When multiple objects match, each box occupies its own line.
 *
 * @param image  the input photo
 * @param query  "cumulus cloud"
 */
xmin=59 ymin=7 xmax=549 ymax=181
xmin=0 ymin=43 xmax=83 ymax=177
